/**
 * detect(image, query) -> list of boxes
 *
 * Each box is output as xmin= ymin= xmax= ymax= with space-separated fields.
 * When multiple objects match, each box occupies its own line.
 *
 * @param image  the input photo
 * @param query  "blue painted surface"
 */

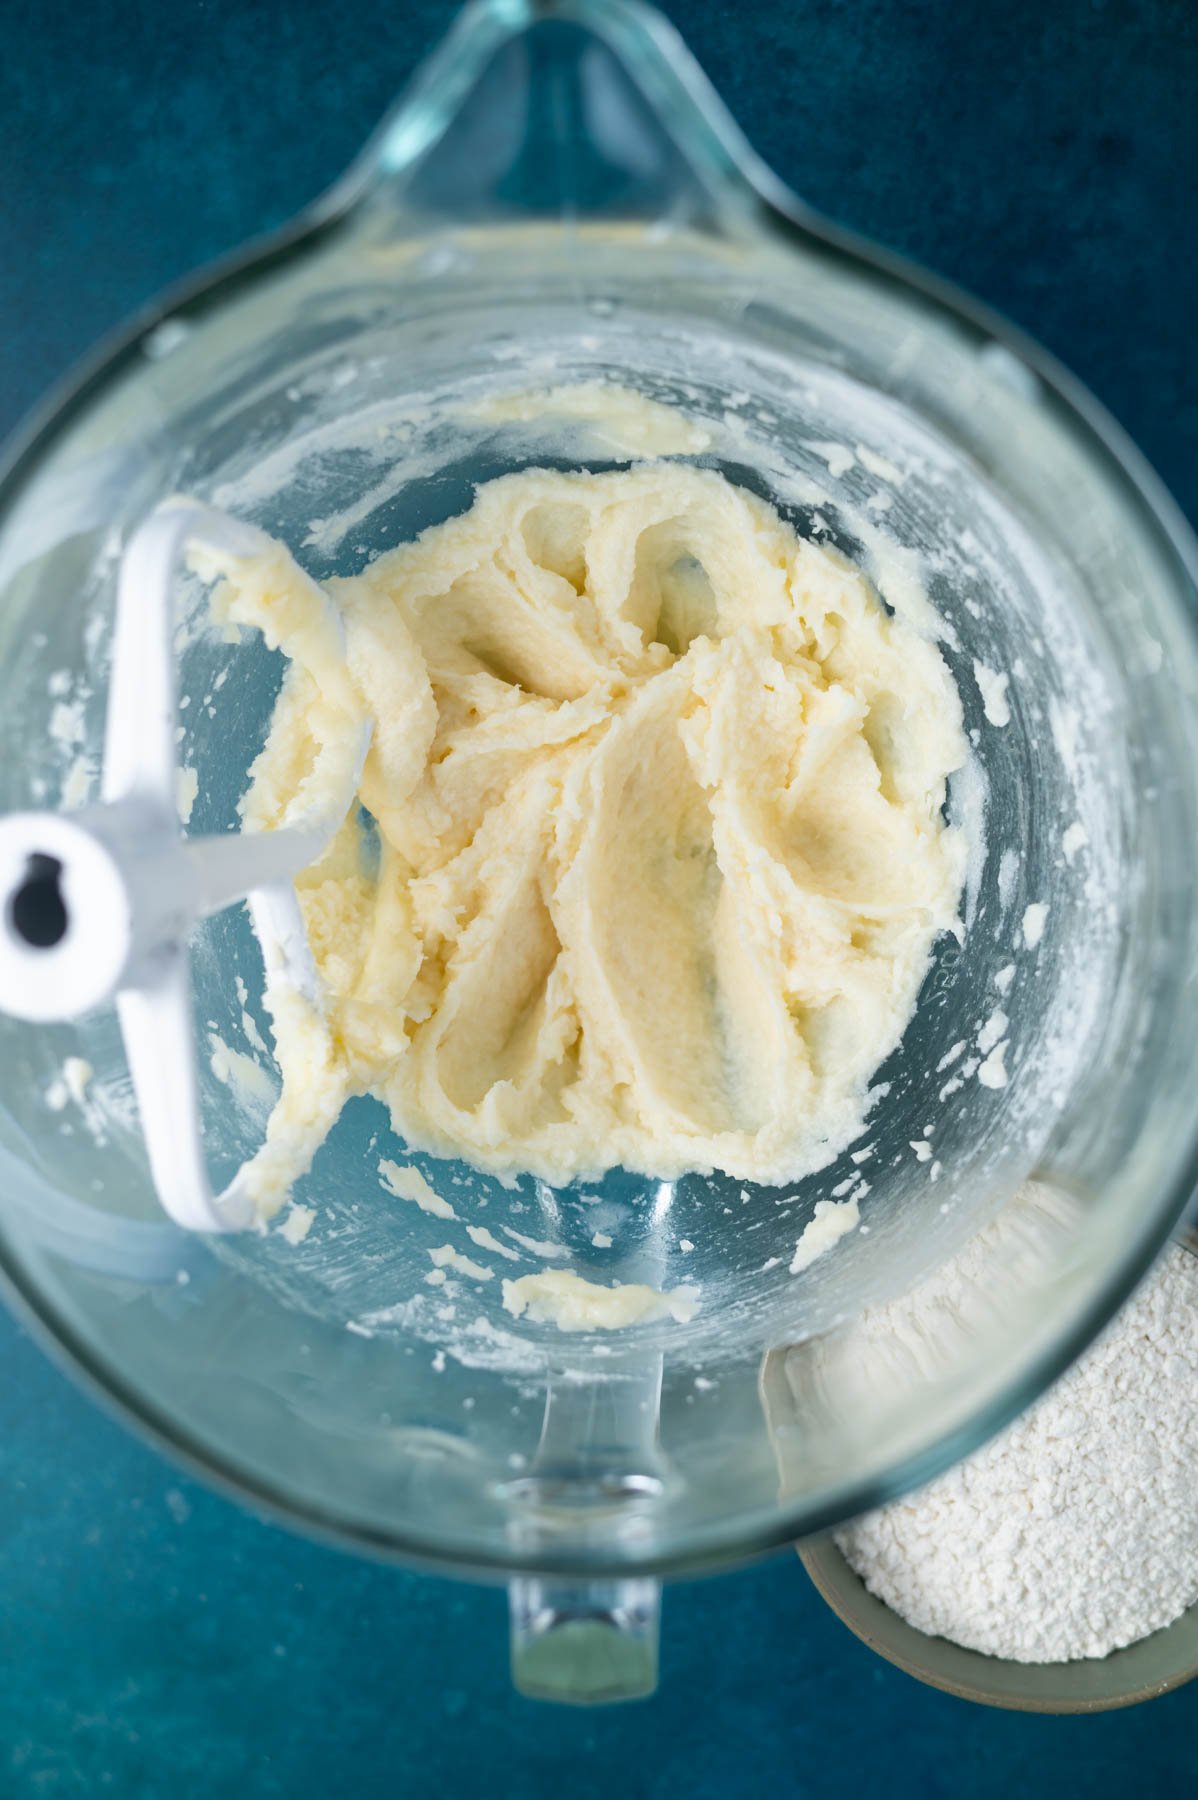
xmin=1 ymin=0 xmax=1195 ymax=1791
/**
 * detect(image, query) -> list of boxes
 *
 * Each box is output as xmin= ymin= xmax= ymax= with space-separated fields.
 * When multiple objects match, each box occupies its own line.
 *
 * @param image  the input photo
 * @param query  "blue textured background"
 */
xmin=1 ymin=1 xmax=1195 ymax=1792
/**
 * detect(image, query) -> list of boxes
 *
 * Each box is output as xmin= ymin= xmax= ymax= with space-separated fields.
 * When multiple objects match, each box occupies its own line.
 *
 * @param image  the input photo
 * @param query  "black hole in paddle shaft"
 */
xmin=9 ymin=854 xmax=68 ymax=949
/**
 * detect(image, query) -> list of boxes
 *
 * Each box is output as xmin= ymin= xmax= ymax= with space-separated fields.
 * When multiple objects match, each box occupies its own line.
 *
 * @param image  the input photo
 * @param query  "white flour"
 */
xmin=837 ymin=1243 xmax=1198 ymax=1662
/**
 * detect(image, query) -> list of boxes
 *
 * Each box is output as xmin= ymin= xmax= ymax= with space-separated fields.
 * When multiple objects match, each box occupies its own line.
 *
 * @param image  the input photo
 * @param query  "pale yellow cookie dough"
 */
xmin=203 ymin=460 xmax=966 ymax=1213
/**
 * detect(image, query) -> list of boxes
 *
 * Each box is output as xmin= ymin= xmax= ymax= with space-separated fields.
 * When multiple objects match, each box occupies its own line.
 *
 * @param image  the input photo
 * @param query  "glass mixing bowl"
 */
xmin=1 ymin=0 xmax=1197 ymax=1702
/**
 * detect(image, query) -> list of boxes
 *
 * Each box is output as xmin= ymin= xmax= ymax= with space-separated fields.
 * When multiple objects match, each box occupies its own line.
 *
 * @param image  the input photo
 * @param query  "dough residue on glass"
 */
xmin=790 ymin=1196 xmax=861 ymax=1274
xmin=195 ymin=460 xmax=967 ymax=1216
xmin=502 ymin=1268 xmax=700 ymax=1331
xmin=378 ymin=1158 xmax=457 ymax=1219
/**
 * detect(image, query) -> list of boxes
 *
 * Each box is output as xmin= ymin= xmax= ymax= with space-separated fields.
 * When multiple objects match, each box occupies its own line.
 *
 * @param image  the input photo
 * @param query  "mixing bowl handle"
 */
xmin=508 ymin=1575 xmax=661 ymax=1706
xmin=502 ymin=1353 xmax=667 ymax=1704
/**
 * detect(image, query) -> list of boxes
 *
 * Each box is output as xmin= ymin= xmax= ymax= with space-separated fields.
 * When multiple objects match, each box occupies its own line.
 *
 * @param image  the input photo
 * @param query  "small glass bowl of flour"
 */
xmin=799 ymin=1238 xmax=1198 ymax=1712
